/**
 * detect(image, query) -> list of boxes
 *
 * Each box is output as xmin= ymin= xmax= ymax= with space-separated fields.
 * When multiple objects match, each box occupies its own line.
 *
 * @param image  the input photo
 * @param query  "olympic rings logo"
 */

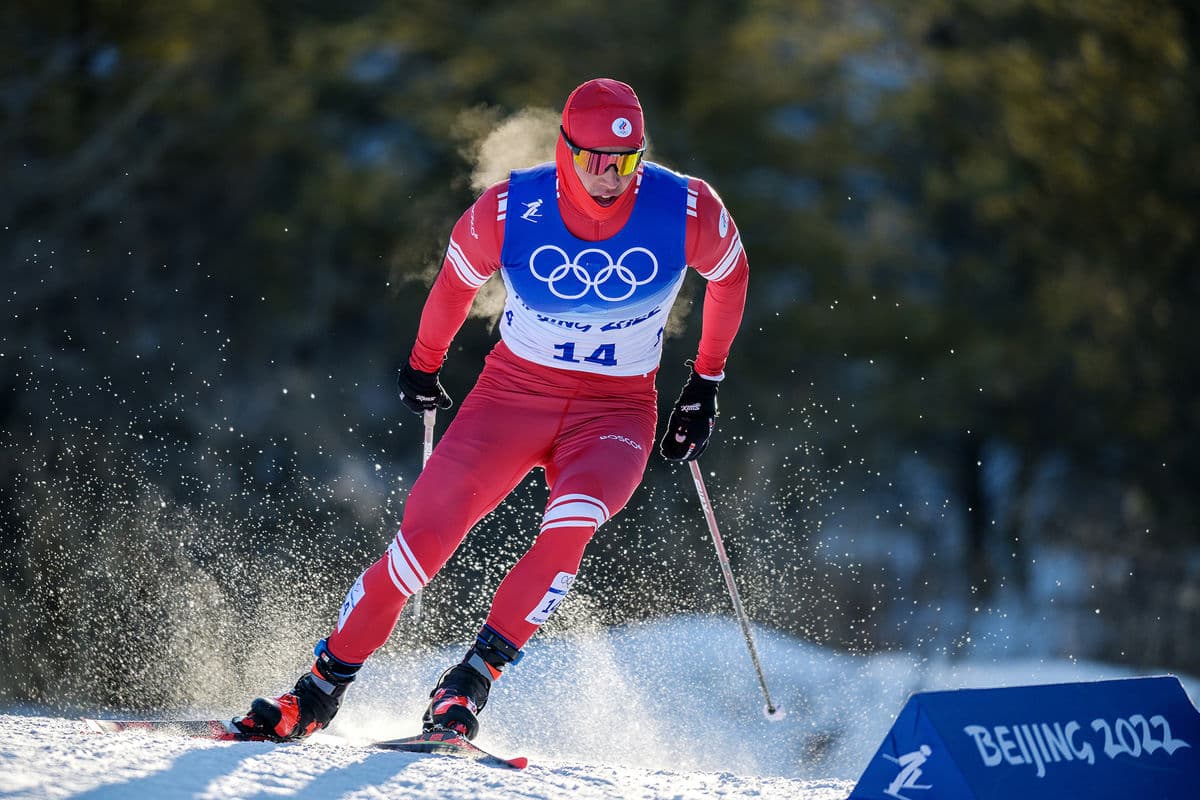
xmin=528 ymin=245 xmax=659 ymax=302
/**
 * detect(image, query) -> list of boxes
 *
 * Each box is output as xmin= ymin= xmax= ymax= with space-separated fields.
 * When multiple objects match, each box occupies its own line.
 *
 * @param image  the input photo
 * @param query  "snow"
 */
xmin=3 ymin=615 xmax=1195 ymax=799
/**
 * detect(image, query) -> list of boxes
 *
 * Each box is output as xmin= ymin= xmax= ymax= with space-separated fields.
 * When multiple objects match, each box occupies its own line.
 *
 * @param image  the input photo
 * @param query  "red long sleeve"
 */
xmin=685 ymin=179 xmax=749 ymax=379
xmin=408 ymin=184 xmax=507 ymax=372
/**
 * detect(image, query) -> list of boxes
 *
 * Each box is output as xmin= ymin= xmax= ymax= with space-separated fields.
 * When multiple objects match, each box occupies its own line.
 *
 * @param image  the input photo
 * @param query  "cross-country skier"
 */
xmin=234 ymin=77 xmax=749 ymax=741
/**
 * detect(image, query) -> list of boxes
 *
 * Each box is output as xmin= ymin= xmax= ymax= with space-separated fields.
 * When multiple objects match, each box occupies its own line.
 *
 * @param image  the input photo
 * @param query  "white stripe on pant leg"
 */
xmin=386 ymin=555 xmax=414 ymax=596
xmin=387 ymin=538 xmax=422 ymax=594
xmin=386 ymin=530 xmax=427 ymax=596
xmin=393 ymin=528 xmax=430 ymax=584
xmin=540 ymin=519 xmax=600 ymax=533
xmin=543 ymin=494 xmax=609 ymax=528
xmin=541 ymin=504 xmax=606 ymax=530
xmin=547 ymin=493 xmax=611 ymax=520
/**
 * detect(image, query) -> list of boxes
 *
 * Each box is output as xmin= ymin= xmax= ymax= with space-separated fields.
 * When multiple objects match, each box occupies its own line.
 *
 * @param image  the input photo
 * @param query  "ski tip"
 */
xmin=507 ymin=756 xmax=529 ymax=770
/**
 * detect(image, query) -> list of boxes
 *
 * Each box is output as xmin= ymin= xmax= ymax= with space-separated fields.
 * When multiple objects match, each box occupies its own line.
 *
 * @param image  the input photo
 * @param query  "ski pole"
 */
xmin=422 ymin=408 xmax=436 ymax=466
xmin=688 ymin=459 xmax=785 ymax=720
xmin=407 ymin=409 xmax=437 ymax=625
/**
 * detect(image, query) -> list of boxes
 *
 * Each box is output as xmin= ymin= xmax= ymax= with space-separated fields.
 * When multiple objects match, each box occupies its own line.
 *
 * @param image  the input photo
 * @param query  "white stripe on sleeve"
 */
xmin=698 ymin=232 xmax=743 ymax=282
xmin=446 ymin=238 xmax=489 ymax=288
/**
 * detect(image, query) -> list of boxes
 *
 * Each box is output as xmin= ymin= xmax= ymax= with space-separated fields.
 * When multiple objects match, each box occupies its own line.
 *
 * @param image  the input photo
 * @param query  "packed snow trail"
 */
xmin=3 ymin=616 xmax=1194 ymax=799
xmin=0 ymin=715 xmax=851 ymax=799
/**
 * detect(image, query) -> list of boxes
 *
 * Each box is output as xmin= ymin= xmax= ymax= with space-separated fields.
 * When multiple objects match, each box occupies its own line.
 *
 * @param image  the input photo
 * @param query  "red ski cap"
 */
xmin=562 ymin=78 xmax=644 ymax=150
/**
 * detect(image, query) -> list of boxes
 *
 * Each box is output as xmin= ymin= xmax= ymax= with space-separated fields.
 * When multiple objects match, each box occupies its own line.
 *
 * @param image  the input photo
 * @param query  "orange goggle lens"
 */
xmin=561 ymin=127 xmax=644 ymax=176
xmin=571 ymin=148 xmax=643 ymax=176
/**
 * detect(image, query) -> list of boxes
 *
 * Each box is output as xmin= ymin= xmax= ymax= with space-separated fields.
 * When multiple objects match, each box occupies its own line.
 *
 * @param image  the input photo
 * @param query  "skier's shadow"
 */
xmin=289 ymin=750 xmax=425 ymax=799
xmin=65 ymin=743 xmax=423 ymax=799
xmin=66 ymin=743 xmax=270 ymax=799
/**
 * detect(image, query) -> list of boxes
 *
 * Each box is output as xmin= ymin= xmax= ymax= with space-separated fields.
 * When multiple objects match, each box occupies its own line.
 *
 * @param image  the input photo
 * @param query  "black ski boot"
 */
xmin=234 ymin=639 xmax=362 ymax=741
xmin=422 ymin=625 xmax=523 ymax=740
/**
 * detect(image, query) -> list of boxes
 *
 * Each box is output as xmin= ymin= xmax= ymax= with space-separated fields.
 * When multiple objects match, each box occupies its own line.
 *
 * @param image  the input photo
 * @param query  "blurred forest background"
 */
xmin=2 ymin=0 xmax=1198 ymax=711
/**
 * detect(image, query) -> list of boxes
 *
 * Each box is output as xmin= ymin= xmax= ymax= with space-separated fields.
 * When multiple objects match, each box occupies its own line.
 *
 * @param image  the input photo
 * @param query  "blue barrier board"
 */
xmin=850 ymin=675 xmax=1200 ymax=799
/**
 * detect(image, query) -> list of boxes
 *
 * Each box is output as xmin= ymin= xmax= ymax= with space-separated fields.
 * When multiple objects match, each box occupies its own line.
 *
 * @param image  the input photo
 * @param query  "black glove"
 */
xmin=396 ymin=361 xmax=453 ymax=415
xmin=659 ymin=367 xmax=720 ymax=461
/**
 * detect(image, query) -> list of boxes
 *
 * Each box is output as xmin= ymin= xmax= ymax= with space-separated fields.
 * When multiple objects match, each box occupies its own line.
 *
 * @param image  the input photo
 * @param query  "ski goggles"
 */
xmin=560 ymin=127 xmax=645 ymax=176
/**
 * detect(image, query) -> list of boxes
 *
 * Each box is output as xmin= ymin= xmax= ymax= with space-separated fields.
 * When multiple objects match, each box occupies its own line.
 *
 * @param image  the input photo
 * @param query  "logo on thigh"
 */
xmin=599 ymin=433 xmax=643 ymax=450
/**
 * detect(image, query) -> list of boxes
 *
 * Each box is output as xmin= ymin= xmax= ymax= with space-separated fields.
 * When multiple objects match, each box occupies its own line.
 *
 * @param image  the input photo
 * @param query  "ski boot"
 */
xmin=233 ymin=638 xmax=362 ymax=741
xmin=422 ymin=625 xmax=523 ymax=740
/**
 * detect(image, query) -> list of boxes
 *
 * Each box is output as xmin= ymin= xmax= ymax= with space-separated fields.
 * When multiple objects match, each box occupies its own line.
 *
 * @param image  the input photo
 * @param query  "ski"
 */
xmin=82 ymin=717 xmax=256 ymax=741
xmin=82 ymin=718 xmax=528 ymax=769
xmin=373 ymin=727 xmax=528 ymax=770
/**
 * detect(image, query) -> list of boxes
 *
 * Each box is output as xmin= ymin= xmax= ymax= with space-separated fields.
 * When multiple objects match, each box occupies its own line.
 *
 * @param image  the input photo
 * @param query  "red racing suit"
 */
xmin=327 ymin=157 xmax=748 ymax=663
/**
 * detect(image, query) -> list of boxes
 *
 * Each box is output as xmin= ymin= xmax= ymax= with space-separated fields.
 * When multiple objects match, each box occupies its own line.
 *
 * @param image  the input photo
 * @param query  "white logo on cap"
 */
xmin=612 ymin=117 xmax=633 ymax=138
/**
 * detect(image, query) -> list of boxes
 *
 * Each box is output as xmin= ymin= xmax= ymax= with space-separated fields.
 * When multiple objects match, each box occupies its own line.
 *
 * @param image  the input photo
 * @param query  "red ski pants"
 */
xmin=327 ymin=344 xmax=657 ymax=663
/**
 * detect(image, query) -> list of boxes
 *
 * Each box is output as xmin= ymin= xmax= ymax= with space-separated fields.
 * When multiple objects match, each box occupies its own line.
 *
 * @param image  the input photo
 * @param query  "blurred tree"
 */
xmin=866 ymin=0 xmax=1199 ymax=601
xmin=2 ymin=0 xmax=1198 ymax=706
